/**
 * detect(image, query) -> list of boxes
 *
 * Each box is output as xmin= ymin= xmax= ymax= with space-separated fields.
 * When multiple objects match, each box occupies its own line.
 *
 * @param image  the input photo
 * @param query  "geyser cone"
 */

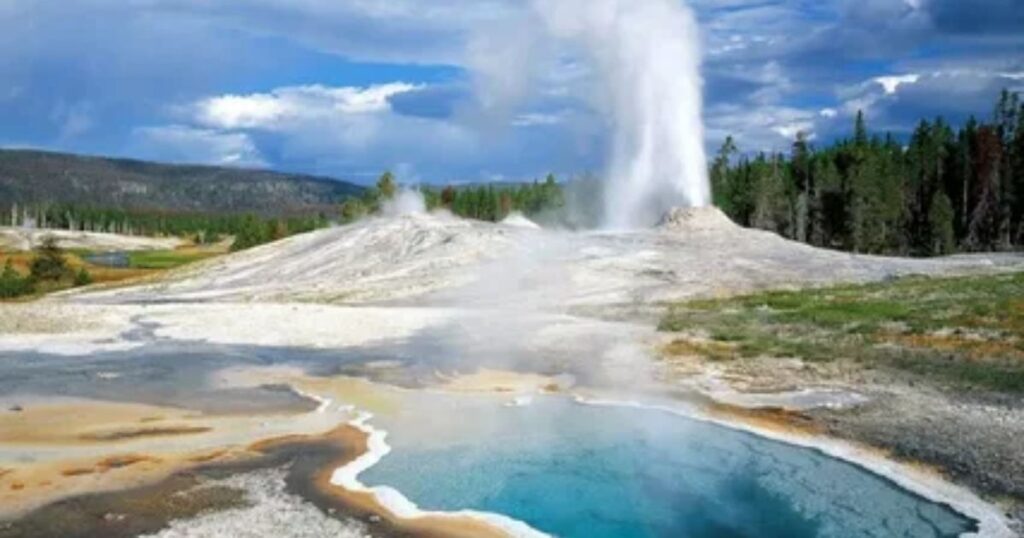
xmin=657 ymin=206 xmax=738 ymax=233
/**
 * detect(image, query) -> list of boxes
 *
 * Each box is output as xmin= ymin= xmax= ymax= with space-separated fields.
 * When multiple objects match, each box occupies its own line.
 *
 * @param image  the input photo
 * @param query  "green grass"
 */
xmin=659 ymin=272 xmax=1024 ymax=393
xmin=127 ymin=250 xmax=215 ymax=270
xmin=1 ymin=246 xmax=222 ymax=302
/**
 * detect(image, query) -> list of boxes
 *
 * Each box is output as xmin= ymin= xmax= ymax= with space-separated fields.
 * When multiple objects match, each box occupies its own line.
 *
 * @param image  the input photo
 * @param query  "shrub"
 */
xmin=73 ymin=267 xmax=93 ymax=287
xmin=29 ymin=236 xmax=71 ymax=283
xmin=0 ymin=260 xmax=33 ymax=298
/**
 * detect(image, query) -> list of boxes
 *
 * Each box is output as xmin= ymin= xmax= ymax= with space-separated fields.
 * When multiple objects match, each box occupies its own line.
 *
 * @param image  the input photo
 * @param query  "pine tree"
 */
xmin=854 ymin=110 xmax=869 ymax=148
xmin=791 ymin=132 xmax=812 ymax=243
xmin=231 ymin=215 xmax=270 ymax=252
xmin=711 ymin=136 xmax=738 ymax=214
xmin=812 ymin=156 xmax=844 ymax=247
xmin=440 ymin=186 xmax=456 ymax=208
xmin=751 ymin=154 xmax=790 ymax=235
xmin=952 ymin=118 xmax=977 ymax=241
xmin=996 ymin=91 xmax=1019 ymax=246
xmin=377 ymin=171 xmax=397 ymax=200
xmin=340 ymin=198 xmax=367 ymax=223
xmin=1013 ymin=101 xmax=1024 ymax=243
xmin=929 ymin=192 xmax=956 ymax=255
xmin=499 ymin=192 xmax=513 ymax=218
xmin=967 ymin=126 xmax=1003 ymax=250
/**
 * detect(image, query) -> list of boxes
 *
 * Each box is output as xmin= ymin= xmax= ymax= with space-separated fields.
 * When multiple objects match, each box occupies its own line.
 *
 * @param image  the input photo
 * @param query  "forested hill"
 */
xmin=712 ymin=89 xmax=1024 ymax=257
xmin=0 ymin=149 xmax=363 ymax=215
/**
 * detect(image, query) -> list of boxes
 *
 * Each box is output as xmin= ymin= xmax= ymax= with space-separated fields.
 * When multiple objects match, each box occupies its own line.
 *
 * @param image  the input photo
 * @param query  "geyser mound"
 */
xmin=657 ymin=206 xmax=739 ymax=233
xmin=75 ymin=209 xmax=1020 ymax=309
xmin=500 ymin=212 xmax=541 ymax=229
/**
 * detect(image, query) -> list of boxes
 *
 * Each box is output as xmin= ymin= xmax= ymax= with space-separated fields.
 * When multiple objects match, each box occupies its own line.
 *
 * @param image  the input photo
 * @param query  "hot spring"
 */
xmin=358 ymin=395 xmax=975 ymax=538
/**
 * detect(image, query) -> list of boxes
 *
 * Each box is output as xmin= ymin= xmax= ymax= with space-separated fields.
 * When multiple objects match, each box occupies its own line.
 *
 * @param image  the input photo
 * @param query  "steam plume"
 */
xmin=531 ymin=0 xmax=710 ymax=228
xmin=381 ymin=189 xmax=427 ymax=217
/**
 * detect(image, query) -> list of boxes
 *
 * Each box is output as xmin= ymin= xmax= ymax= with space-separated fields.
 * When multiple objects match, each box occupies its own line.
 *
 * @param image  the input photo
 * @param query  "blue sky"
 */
xmin=1 ymin=0 xmax=1022 ymax=185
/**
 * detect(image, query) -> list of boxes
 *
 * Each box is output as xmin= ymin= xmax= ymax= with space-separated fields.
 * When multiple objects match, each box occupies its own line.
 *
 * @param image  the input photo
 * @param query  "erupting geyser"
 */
xmin=532 ymin=0 xmax=710 ymax=228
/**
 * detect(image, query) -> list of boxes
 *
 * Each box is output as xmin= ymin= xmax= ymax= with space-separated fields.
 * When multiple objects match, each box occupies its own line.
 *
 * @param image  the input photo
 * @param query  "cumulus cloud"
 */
xmin=686 ymin=0 xmax=1023 ymax=154
xmin=132 ymin=125 xmax=266 ymax=168
xmin=191 ymin=83 xmax=422 ymax=130
xmin=151 ymin=76 xmax=603 ymax=181
xmin=143 ymin=0 xmax=521 ymax=65
xmin=834 ymin=69 xmax=1024 ymax=135
xmin=51 ymin=101 xmax=95 ymax=141
xmin=874 ymin=74 xmax=921 ymax=95
xmin=150 ymin=83 xmax=478 ymax=178
xmin=705 ymin=103 xmax=820 ymax=153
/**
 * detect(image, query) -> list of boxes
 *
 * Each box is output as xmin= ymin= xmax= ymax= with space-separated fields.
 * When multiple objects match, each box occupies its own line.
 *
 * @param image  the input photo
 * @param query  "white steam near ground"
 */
xmin=381 ymin=188 xmax=428 ymax=217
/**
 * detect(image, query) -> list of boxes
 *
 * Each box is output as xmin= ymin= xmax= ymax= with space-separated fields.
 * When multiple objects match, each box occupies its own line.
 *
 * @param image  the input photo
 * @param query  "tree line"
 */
xmin=0 ymin=176 xmax=566 ymax=252
xmin=340 ymin=171 xmax=566 ymax=224
xmin=712 ymin=90 xmax=1024 ymax=256
xmin=0 ymin=204 xmax=330 ymax=252
xmin=0 ymin=174 xmax=567 ymax=254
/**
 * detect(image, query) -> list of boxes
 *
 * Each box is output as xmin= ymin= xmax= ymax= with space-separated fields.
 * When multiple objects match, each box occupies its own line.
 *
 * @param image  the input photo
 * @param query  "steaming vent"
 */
xmin=657 ymin=206 xmax=738 ymax=233
xmin=500 ymin=212 xmax=541 ymax=229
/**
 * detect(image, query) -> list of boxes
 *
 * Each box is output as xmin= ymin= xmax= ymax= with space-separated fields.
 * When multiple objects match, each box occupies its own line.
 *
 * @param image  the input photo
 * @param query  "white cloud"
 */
xmin=837 ymin=68 xmax=1023 ymax=125
xmin=133 ymin=125 xmax=265 ymax=167
xmin=874 ymin=73 xmax=921 ymax=94
xmin=705 ymin=103 xmax=819 ymax=153
xmin=773 ymin=121 xmax=815 ymax=140
xmin=145 ymin=0 xmax=522 ymax=65
xmin=50 ymin=101 xmax=94 ymax=140
xmin=511 ymin=112 xmax=566 ymax=127
xmin=192 ymin=83 xmax=422 ymax=130
xmin=837 ymin=74 xmax=920 ymax=117
xmin=153 ymin=78 xmax=603 ymax=181
xmin=194 ymin=94 xmax=286 ymax=130
xmin=164 ymin=82 xmax=492 ymax=178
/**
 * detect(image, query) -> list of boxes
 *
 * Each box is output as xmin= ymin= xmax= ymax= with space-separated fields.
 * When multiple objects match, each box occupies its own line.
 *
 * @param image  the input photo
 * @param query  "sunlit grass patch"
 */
xmin=663 ymin=338 xmax=736 ymax=361
xmin=127 ymin=249 xmax=217 ymax=269
xmin=1 ymin=241 xmax=226 ymax=301
xmin=660 ymin=272 xmax=1024 ymax=393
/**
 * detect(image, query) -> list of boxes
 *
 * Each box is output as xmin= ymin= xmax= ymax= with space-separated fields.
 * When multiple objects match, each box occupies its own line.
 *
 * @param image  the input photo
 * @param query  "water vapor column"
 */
xmin=532 ymin=0 xmax=710 ymax=228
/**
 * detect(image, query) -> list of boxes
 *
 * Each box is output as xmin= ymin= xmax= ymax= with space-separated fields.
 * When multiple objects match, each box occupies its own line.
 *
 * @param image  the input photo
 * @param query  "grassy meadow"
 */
xmin=660 ymin=272 xmax=1024 ymax=393
xmin=0 ymin=242 xmax=227 ymax=300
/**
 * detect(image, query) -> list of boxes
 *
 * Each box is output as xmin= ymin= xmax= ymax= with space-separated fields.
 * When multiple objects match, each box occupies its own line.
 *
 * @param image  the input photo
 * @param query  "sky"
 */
xmin=1 ymin=0 xmax=1022 ymax=185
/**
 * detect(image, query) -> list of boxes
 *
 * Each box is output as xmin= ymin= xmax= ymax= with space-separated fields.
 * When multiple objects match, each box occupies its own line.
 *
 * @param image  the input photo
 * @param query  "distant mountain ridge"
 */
xmin=0 ymin=149 xmax=364 ymax=215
